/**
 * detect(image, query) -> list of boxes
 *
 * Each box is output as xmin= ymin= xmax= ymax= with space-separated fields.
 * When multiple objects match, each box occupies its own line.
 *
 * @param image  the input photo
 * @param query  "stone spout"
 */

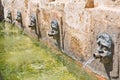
xmin=28 ymin=23 xmax=35 ymax=28
xmin=6 ymin=10 xmax=11 ymax=19
xmin=16 ymin=11 xmax=22 ymax=22
xmin=4 ymin=10 xmax=12 ymax=23
xmin=16 ymin=17 xmax=21 ymax=22
xmin=48 ymin=30 xmax=58 ymax=37
xmin=48 ymin=19 xmax=59 ymax=37
xmin=93 ymin=52 xmax=102 ymax=59
xmin=28 ymin=14 xmax=36 ymax=29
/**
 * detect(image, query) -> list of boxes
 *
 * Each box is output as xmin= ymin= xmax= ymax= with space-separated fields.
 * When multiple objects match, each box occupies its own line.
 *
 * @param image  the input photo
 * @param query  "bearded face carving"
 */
xmin=28 ymin=14 xmax=36 ymax=30
xmin=5 ymin=10 xmax=12 ymax=23
xmin=48 ymin=20 xmax=59 ymax=38
xmin=93 ymin=33 xmax=113 ymax=64
xmin=16 ymin=11 xmax=22 ymax=22
xmin=7 ymin=10 xmax=12 ymax=20
xmin=48 ymin=19 xmax=60 ymax=49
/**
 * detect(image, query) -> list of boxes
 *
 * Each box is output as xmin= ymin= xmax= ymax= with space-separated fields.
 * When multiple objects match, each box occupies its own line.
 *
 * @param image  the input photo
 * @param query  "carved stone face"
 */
xmin=7 ymin=10 xmax=12 ymax=19
xmin=48 ymin=20 xmax=59 ymax=37
xmin=16 ymin=11 xmax=22 ymax=22
xmin=93 ymin=33 xmax=113 ymax=63
xmin=28 ymin=15 xmax=36 ymax=29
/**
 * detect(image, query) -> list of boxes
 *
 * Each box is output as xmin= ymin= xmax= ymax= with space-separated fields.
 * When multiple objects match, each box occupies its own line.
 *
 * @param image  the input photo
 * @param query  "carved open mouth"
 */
xmin=16 ymin=18 xmax=21 ymax=22
xmin=28 ymin=25 xmax=33 ymax=28
xmin=93 ymin=53 xmax=102 ymax=59
xmin=48 ymin=30 xmax=55 ymax=36
xmin=7 ymin=16 xmax=11 ymax=19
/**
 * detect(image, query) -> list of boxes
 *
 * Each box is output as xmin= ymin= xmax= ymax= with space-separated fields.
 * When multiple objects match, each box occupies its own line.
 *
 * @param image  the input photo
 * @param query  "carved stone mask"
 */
xmin=93 ymin=33 xmax=113 ymax=63
xmin=7 ymin=10 xmax=11 ymax=19
xmin=29 ymin=15 xmax=36 ymax=28
xmin=48 ymin=20 xmax=59 ymax=37
xmin=16 ymin=11 xmax=21 ymax=22
xmin=51 ymin=20 xmax=58 ymax=30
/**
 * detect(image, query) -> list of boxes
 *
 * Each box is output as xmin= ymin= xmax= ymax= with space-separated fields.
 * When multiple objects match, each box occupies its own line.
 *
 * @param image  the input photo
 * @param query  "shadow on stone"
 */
xmin=0 ymin=0 xmax=4 ymax=22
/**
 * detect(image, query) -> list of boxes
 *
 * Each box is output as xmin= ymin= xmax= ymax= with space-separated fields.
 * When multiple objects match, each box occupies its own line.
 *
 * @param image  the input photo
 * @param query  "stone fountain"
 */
xmin=15 ymin=11 xmax=23 ymax=29
xmin=93 ymin=33 xmax=113 ymax=64
xmin=28 ymin=14 xmax=37 ymax=34
xmin=48 ymin=19 xmax=60 ymax=49
xmin=5 ymin=10 xmax=12 ymax=23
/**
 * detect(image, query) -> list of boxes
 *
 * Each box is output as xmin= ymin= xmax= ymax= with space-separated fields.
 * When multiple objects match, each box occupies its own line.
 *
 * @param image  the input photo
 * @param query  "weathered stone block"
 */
xmin=47 ymin=2 xmax=65 ymax=11
xmin=94 ymin=0 xmax=120 ymax=7
xmin=64 ymin=3 xmax=92 ymax=61
xmin=56 ymin=0 xmax=68 ymax=3
xmin=40 ymin=8 xmax=51 ymax=40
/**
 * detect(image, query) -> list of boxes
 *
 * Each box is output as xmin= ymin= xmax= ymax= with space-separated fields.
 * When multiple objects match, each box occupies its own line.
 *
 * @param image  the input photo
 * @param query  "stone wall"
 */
xmin=0 ymin=0 xmax=4 ymax=21
xmin=1 ymin=0 xmax=120 ymax=79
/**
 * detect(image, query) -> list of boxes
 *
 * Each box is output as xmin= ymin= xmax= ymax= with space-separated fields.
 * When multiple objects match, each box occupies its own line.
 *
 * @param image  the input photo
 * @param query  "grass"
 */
xmin=0 ymin=22 xmax=98 ymax=80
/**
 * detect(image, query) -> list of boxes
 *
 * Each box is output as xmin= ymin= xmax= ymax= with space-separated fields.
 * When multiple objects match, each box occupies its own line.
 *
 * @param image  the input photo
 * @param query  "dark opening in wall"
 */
xmin=0 ymin=0 xmax=4 ymax=21
xmin=85 ymin=0 xmax=94 ymax=8
xmin=48 ymin=0 xmax=55 ymax=2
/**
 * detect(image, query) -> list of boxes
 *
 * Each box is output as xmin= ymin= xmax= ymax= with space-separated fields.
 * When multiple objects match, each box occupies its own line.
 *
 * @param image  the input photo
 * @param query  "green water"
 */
xmin=0 ymin=22 xmax=97 ymax=80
